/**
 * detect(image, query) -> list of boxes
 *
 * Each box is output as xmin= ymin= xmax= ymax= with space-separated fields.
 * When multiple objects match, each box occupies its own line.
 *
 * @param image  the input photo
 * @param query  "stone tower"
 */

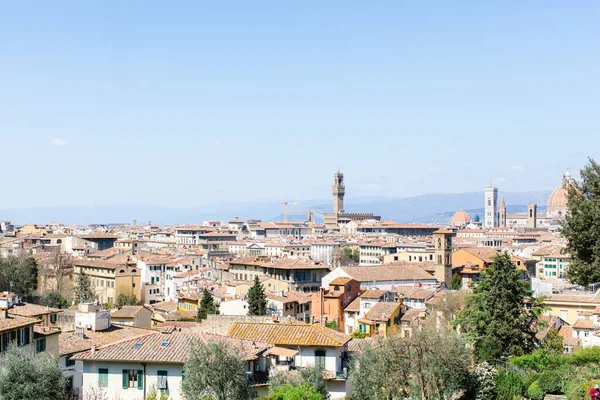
xmin=499 ymin=196 xmax=507 ymax=228
xmin=332 ymin=170 xmax=345 ymax=214
xmin=484 ymin=186 xmax=498 ymax=228
xmin=433 ymin=228 xmax=453 ymax=287
xmin=528 ymin=204 xmax=537 ymax=229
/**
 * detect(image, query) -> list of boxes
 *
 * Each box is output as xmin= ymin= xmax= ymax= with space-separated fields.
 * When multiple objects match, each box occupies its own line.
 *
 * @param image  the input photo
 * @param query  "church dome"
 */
xmin=451 ymin=210 xmax=471 ymax=225
xmin=547 ymin=170 xmax=573 ymax=219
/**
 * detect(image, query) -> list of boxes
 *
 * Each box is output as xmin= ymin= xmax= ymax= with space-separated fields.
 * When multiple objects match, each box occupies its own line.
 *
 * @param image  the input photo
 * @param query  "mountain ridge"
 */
xmin=0 ymin=190 xmax=552 ymax=225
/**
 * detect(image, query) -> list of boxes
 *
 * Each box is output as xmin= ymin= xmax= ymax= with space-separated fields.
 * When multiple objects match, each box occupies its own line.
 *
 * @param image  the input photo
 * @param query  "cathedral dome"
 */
xmin=547 ymin=170 xmax=573 ymax=219
xmin=451 ymin=210 xmax=471 ymax=225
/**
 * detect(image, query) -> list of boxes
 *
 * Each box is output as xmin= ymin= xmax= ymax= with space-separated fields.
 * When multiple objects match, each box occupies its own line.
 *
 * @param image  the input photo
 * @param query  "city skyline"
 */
xmin=1 ymin=1 xmax=599 ymax=208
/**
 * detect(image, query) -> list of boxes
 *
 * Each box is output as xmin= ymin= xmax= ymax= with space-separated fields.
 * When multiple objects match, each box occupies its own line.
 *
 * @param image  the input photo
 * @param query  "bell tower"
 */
xmin=433 ymin=228 xmax=453 ymax=287
xmin=499 ymin=196 xmax=507 ymax=228
xmin=528 ymin=204 xmax=537 ymax=229
xmin=332 ymin=170 xmax=345 ymax=214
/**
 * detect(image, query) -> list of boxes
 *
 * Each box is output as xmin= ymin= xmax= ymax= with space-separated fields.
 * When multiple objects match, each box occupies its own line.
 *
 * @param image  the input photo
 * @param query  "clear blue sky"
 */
xmin=1 ymin=1 xmax=598 ymax=208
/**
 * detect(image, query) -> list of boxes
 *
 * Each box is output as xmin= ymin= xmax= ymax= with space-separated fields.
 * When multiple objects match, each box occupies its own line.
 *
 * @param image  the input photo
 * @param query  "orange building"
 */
xmin=312 ymin=277 xmax=361 ymax=330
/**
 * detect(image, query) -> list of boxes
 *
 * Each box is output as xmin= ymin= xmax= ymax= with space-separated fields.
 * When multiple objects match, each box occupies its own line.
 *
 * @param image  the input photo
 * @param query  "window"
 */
xmin=364 ymin=303 xmax=371 ymax=309
xmin=36 ymin=338 xmax=46 ymax=353
xmin=50 ymin=314 xmax=57 ymax=324
xmin=98 ymin=368 xmax=109 ymax=388
xmin=157 ymin=370 xmax=168 ymax=393
xmin=66 ymin=355 xmax=76 ymax=367
xmin=314 ymin=350 xmax=326 ymax=370
xmin=122 ymin=369 xmax=143 ymax=389
xmin=560 ymin=310 xmax=568 ymax=321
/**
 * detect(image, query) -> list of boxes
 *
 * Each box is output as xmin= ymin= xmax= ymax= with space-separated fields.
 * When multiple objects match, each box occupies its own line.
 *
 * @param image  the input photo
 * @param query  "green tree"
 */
xmin=35 ymin=291 xmax=69 ymax=309
xmin=350 ymin=328 xmax=472 ymax=400
xmin=542 ymin=328 xmax=564 ymax=354
xmin=0 ymin=254 xmax=39 ymax=300
xmin=350 ymin=331 xmax=369 ymax=339
xmin=74 ymin=271 xmax=95 ymax=303
xmin=197 ymin=289 xmax=220 ymax=321
xmin=449 ymin=274 xmax=462 ymax=290
xmin=269 ymin=366 xmax=327 ymax=399
xmin=116 ymin=292 xmax=142 ymax=307
xmin=267 ymin=383 xmax=323 ymax=400
xmin=247 ymin=276 xmax=267 ymax=316
xmin=182 ymin=340 xmax=253 ymax=400
xmin=455 ymin=252 xmax=538 ymax=362
xmin=0 ymin=345 xmax=66 ymax=400
xmin=562 ymin=159 xmax=600 ymax=287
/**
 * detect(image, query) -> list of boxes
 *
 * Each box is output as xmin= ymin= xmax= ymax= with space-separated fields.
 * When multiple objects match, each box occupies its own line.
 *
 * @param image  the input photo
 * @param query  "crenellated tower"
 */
xmin=332 ymin=171 xmax=345 ymax=214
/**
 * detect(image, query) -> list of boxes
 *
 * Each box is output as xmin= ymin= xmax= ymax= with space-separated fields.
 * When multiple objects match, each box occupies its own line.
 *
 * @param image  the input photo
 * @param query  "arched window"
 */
xmin=119 ymin=270 xmax=125 ymax=274
xmin=131 ymin=269 xmax=137 ymax=273
xmin=314 ymin=349 xmax=326 ymax=370
xmin=56 ymin=239 xmax=62 ymax=244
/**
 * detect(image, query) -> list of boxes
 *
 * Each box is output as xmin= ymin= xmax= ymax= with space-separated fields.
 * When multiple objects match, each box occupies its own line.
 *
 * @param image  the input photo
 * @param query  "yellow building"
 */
xmin=178 ymin=293 xmax=200 ymax=312
xmin=357 ymin=302 xmax=403 ymax=337
xmin=542 ymin=290 xmax=600 ymax=326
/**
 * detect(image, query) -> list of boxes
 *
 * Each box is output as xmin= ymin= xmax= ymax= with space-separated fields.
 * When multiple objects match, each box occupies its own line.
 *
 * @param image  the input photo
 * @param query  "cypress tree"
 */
xmin=455 ymin=252 xmax=538 ymax=362
xmin=197 ymin=289 xmax=219 ymax=321
xmin=247 ymin=276 xmax=267 ymax=316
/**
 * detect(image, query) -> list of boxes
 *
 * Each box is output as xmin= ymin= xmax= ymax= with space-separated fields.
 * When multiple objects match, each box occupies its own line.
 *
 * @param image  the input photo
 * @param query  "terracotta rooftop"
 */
xmin=9 ymin=302 xmax=61 ymax=317
xmin=360 ymin=290 xmax=389 ymax=299
xmin=0 ymin=314 xmax=40 ymax=332
xmin=359 ymin=302 xmax=402 ymax=324
xmin=572 ymin=319 xmax=596 ymax=330
xmin=73 ymin=332 xmax=270 ymax=362
xmin=111 ymin=306 xmax=148 ymax=319
xmin=227 ymin=322 xmax=351 ymax=347
xmin=329 ymin=277 xmax=353 ymax=286
xmin=344 ymin=297 xmax=361 ymax=313
xmin=340 ymin=264 xmax=434 ymax=282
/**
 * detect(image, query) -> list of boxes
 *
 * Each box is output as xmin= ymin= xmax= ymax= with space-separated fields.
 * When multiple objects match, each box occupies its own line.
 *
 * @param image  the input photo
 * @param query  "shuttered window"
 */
xmin=157 ymin=370 xmax=168 ymax=393
xmin=98 ymin=369 xmax=108 ymax=388
xmin=122 ymin=369 xmax=143 ymax=389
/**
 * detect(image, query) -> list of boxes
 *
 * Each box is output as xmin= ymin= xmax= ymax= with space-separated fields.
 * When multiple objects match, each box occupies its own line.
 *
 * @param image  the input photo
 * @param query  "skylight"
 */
xmin=160 ymin=341 xmax=170 ymax=348
xmin=134 ymin=342 xmax=144 ymax=348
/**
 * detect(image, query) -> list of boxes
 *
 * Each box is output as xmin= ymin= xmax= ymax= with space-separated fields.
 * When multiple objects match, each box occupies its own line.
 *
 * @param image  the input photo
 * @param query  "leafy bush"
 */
xmin=495 ymin=368 xmax=525 ymax=400
xmin=566 ymin=379 xmax=587 ymax=400
xmin=266 ymin=383 xmax=324 ymax=400
xmin=537 ymin=370 xmax=562 ymax=394
xmin=527 ymin=381 xmax=544 ymax=400
xmin=350 ymin=331 xmax=369 ymax=339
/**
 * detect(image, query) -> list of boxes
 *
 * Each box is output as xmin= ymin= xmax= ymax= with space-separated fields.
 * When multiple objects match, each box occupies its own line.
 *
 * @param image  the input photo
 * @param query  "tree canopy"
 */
xmin=0 ymin=254 xmax=39 ymax=300
xmin=0 ymin=345 xmax=66 ymax=400
xmin=455 ymin=252 xmax=539 ymax=362
xmin=74 ymin=271 xmax=95 ymax=303
xmin=562 ymin=158 xmax=600 ymax=287
xmin=268 ymin=366 xmax=327 ymax=399
xmin=247 ymin=276 xmax=267 ymax=316
xmin=197 ymin=289 xmax=220 ymax=321
xmin=116 ymin=292 xmax=142 ymax=307
xmin=181 ymin=340 xmax=253 ymax=400
xmin=350 ymin=327 xmax=472 ymax=400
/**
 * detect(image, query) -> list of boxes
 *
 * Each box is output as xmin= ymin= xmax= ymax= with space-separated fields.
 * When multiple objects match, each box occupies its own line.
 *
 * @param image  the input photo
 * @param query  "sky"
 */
xmin=1 ymin=1 xmax=599 ymax=208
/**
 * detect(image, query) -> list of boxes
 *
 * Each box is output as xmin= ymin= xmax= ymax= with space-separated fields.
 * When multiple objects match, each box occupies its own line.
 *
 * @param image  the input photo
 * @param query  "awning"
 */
xmin=269 ymin=347 xmax=298 ymax=358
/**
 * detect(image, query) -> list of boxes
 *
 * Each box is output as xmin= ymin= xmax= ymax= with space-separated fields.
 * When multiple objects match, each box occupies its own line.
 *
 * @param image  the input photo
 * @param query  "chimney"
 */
xmin=91 ymin=345 xmax=96 ymax=354
xmin=0 ymin=308 xmax=7 ymax=319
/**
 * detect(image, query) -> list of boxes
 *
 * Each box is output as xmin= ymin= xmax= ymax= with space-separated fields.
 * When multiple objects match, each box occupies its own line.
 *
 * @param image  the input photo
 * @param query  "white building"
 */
xmin=74 ymin=332 xmax=270 ymax=400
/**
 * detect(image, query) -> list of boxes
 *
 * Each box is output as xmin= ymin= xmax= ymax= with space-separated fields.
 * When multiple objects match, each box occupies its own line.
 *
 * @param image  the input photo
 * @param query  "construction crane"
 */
xmin=282 ymin=201 xmax=299 ymax=222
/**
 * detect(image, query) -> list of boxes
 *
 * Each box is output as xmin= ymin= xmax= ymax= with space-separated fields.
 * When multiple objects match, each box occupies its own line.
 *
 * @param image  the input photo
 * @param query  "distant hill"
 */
xmin=0 ymin=190 xmax=552 ymax=226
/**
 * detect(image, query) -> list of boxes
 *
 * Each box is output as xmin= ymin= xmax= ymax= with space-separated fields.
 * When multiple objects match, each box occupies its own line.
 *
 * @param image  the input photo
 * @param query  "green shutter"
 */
xmin=99 ymin=369 xmax=108 ymax=388
xmin=122 ymin=370 xmax=128 ymax=389
xmin=137 ymin=370 xmax=143 ymax=390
